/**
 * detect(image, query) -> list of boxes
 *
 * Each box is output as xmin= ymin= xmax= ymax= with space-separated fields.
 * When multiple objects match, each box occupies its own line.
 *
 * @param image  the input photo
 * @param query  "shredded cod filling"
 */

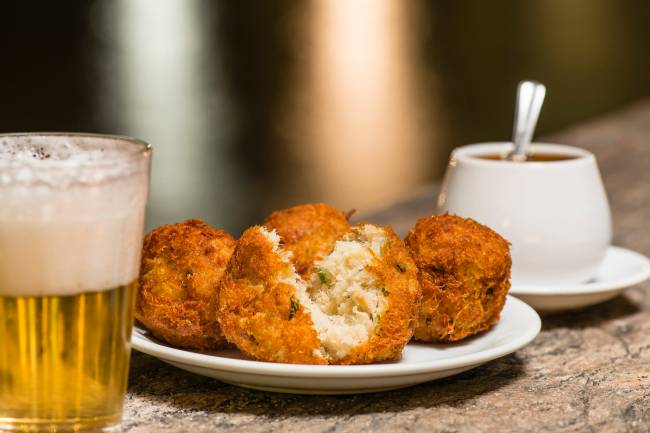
xmin=260 ymin=225 xmax=388 ymax=361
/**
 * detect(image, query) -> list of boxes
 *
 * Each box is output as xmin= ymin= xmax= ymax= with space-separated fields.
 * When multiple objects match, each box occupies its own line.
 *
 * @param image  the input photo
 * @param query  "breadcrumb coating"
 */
xmin=218 ymin=226 xmax=326 ymax=364
xmin=263 ymin=203 xmax=350 ymax=278
xmin=405 ymin=214 xmax=511 ymax=342
xmin=136 ymin=219 xmax=235 ymax=350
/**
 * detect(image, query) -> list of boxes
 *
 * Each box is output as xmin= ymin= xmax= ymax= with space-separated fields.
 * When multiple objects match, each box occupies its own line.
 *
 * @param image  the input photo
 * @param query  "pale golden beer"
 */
xmin=0 ymin=283 xmax=136 ymax=430
xmin=0 ymin=133 xmax=150 ymax=431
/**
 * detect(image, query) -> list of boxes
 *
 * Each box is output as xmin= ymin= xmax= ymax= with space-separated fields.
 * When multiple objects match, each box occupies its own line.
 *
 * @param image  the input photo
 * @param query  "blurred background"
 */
xmin=1 ymin=1 xmax=649 ymax=234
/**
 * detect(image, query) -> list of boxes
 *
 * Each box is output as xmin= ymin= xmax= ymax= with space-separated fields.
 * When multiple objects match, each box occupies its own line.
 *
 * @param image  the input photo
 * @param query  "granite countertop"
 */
xmin=124 ymin=100 xmax=650 ymax=433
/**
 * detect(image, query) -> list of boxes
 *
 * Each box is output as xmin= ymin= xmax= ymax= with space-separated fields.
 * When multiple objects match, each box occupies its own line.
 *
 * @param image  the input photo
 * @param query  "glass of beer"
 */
xmin=0 ymin=133 xmax=151 ymax=431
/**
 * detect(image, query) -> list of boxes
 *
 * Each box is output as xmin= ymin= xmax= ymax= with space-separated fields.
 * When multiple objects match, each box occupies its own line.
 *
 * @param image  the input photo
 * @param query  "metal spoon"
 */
xmin=509 ymin=80 xmax=546 ymax=161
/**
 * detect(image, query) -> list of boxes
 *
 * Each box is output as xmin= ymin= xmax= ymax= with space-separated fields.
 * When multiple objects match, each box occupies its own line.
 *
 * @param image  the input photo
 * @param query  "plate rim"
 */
xmin=132 ymin=295 xmax=541 ymax=378
xmin=509 ymin=245 xmax=650 ymax=296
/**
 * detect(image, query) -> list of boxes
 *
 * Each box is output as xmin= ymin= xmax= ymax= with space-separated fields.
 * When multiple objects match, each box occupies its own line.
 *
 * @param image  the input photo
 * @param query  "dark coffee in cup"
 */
xmin=477 ymin=153 xmax=579 ymax=162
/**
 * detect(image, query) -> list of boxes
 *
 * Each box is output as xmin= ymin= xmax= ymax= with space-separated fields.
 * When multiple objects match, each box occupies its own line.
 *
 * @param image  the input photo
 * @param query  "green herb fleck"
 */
xmin=288 ymin=298 xmax=300 ymax=320
xmin=381 ymin=287 xmax=390 ymax=297
xmin=395 ymin=263 xmax=406 ymax=273
xmin=317 ymin=268 xmax=331 ymax=285
xmin=181 ymin=271 xmax=193 ymax=288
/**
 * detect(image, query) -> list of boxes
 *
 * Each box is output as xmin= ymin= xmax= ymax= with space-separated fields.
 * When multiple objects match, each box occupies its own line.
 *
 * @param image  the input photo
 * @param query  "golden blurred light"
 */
xmin=305 ymin=0 xmax=436 ymax=211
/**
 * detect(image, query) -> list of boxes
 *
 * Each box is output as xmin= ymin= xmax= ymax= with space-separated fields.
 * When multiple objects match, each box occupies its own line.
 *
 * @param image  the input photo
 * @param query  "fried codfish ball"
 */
xmin=136 ymin=219 xmax=236 ymax=350
xmin=263 ymin=203 xmax=351 ymax=277
xmin=218 ymin=224 xmax=421 ymax=365
xmin=405 ymin=214 xmax=511 ymax=342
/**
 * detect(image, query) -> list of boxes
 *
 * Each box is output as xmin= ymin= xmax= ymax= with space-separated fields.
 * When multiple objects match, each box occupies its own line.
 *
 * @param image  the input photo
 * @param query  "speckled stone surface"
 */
xmin=123 ymin=101 xmax=650 ymax=433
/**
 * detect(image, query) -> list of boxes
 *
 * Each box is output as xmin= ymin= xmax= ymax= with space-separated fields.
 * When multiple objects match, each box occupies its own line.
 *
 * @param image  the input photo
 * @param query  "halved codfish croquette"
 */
xmin=136 ymin=219 xmax=236 ymax=350
xmin=218 ymin=224 xmax=421 ymax=365
xmin=405 ymin=213 xmax=511 ymax=342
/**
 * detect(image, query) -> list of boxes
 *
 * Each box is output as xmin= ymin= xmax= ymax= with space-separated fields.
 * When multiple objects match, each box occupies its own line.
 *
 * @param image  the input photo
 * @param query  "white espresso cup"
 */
xmin=437 ymin=142 xmax=611 ymax=286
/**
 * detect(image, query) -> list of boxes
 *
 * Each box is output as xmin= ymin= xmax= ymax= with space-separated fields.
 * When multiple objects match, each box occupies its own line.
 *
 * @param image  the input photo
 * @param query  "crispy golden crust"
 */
xmin=405 ymin=214 xmax=511 ymax=342
xmin=218 ymin=226 xmax=327 ymax=364
xmin=136 ymin=219 xmax=236 ymax=350
xmin=335 ymin=225 xmax=422 ymax=365
xmin=263 ymin=203 xmax=350 ymax=277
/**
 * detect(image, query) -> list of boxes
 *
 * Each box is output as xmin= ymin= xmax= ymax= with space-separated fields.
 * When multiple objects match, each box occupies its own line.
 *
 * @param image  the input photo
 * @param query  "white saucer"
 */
xmin=132 ymin=296 xmax=540 ymax=395
xmin=510 ymin=246 xmax=650 ymax=313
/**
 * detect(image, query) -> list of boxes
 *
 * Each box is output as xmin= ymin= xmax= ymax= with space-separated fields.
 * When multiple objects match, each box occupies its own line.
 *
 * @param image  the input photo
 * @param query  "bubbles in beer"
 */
xmin=0 ymin=134 xmax=141 ymax=163
xmin=0 ymin=134 xmax=149 ymax=187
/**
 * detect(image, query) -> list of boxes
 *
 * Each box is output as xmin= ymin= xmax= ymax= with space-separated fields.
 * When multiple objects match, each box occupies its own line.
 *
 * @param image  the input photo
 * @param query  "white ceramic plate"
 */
xmin=132 ymin=296 xmax=540 ymax=395
xmin=510 ymin=246 xmax=650 ymax=313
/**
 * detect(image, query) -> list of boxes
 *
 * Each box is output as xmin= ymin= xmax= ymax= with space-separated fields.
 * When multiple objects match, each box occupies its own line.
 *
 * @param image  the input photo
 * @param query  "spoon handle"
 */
xmin=511 ymin=80 xmax=546 ymax=160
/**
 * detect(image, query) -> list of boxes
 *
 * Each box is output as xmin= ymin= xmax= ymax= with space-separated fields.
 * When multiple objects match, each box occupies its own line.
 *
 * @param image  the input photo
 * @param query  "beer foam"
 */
xmin=0 ymin=134 xmax=149 ymax=188
xmin=0 ymin=134 xmax=150 ymax=297
xmin=0 ymin=133 xmax=149 ymax=161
